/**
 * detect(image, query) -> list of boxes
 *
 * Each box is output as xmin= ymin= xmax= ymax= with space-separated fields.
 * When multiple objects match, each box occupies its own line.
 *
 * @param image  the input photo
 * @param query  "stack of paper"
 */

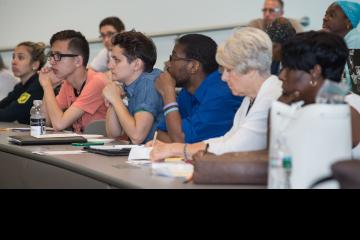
xmin=151 ymin=162 xmax=194 ymax=179
xmin=127 ymin=146 xmax=152 ymax=165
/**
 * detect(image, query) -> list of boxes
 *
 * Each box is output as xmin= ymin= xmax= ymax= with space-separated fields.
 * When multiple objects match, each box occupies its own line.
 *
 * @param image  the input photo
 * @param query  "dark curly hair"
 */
xmin=111 ymin=30 xmax=157 ymax=72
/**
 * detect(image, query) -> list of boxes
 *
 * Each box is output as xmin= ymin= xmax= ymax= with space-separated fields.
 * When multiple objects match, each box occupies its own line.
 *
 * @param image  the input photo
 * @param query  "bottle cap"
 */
xmin=33 ymin=100 xmax=42 ymax=105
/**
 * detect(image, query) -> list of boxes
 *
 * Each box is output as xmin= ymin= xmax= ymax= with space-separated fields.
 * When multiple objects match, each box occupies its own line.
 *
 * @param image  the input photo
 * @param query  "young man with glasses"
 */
xmin=89 ymin=17 xmax=125 ymax=73
xmin=39 ymin=30 xmax=109 ymax=133
xmin=154 ymin=34 xmax=243 ymax=144
xmin=248 ymin=0 xmax=303 ymax=33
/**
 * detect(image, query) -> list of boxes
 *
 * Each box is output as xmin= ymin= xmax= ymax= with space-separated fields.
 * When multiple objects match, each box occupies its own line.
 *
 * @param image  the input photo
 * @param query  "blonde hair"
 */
xmin=216 ymin=27 xmax=273 ymax=75
xmin=17 ymin=41 xmax=47 ymax=70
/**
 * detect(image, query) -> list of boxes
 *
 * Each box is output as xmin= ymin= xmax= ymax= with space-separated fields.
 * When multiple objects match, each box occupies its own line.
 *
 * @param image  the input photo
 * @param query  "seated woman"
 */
xmin=103 ymin=30 xmax=164 ymax=144
xmin=280 ymin=31 xmax=360 ymax=159
xmin=0 ymin=42 xmax=46 ymax=124
xmin=323 ymin=1 xmax=360 ymax=92
xmin=149 ymin=27 xmax=283 ymax=161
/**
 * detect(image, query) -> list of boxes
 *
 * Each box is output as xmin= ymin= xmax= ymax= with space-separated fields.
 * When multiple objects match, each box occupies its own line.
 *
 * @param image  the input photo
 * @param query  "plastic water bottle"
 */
xmin=30 ymin=100 xmax=46 ymax=137
xmin=268 ymin=136 xmax=292 ymax=189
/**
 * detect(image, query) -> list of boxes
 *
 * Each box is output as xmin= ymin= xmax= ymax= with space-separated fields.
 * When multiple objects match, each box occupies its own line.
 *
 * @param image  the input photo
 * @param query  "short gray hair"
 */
xmin=216 ymin=27 xmax=273 ymax=75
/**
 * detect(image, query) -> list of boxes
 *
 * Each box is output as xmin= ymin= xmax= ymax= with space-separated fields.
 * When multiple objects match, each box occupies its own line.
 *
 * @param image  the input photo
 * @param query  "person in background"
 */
xmin=155 ymin=34 xmax=242 ymax=144
xmin=103 ymin=30 xmax=163 ymax=144
xmin=248 ymin=0 xmax=303 ymax=33
xmin=89 ymin=17 xmax=125 ymax=74
xmin=323 ymin=1 xmax=360 ymax=93
xmin=40 ymin=30 xmax=108 ymax=133
xmin=0 ymin=54 xmax=18 ymax=101
xmin=0 ymin=42 xmax=46 ymax=124
xmin=149 ymin=27 xmax=283 ymax=161
xmin=265 ymin=17 xmax=296 ymax=76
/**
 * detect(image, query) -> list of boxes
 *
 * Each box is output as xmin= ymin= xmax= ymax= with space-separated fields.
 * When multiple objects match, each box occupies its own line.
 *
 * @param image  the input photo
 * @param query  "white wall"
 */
xmin=0 ymin=0 xmax=335 ymax=69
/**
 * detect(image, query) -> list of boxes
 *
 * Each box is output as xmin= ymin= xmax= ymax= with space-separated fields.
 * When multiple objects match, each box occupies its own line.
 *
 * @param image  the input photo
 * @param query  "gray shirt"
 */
xmin=0 ymin=70 xmax=19 ymax=101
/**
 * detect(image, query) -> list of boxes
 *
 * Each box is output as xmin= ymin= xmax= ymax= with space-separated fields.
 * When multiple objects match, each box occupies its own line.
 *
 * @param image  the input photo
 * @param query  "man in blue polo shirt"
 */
xmin=156 ymin=34 xmax=243 ymax=144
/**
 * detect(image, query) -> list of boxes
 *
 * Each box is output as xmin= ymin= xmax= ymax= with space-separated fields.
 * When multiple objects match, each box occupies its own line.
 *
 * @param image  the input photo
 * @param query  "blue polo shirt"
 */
xmin=124 ymin=68 xmax=164 ymax=144
xmin=157 ymin=71 xmax=243 ymax=143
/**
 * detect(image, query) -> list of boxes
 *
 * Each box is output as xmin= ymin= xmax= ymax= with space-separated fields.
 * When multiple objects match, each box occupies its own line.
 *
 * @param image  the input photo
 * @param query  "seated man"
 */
xmin=39 ymin=30 xmax=109 ymax=133
xmin=103 ymin=30 xmax=163 ymax=145
xmin=155 ymin=34 xmax=243 ymax=144
xmin=248 ymin=0 xmax=303 ymax=33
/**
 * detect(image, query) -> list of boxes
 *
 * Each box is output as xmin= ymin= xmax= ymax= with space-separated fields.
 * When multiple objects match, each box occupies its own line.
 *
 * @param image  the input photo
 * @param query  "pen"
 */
xmin=152 ymin=131 xmax=158 ymax=147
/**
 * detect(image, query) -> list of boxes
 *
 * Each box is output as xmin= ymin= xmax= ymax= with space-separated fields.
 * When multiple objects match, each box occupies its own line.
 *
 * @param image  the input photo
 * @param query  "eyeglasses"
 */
xmin=169 ymin=54 xmax=192 ymax=62
xmin=48 ymin=52 xmax=79 ymax=62
xmin=99 ymin=32 xmax=117 ymax=39
xmin=262 ymin=8 xmax=281 ymax=14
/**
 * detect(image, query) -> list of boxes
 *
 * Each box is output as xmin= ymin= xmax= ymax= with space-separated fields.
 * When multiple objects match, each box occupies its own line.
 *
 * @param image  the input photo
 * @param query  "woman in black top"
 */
xmin=0 ymin=42 xmax=46 ymax=124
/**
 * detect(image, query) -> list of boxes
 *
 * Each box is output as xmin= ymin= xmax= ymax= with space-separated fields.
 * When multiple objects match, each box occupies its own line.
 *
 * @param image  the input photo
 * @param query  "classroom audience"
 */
xmin=0 ymin=54 xmax=18 ymax=101
xmin=248 ymin=0 xmax=303 ymax=33
xmin=104 ymin=30 xmax=163 ymax=144
xmin=40 ymin=30 xmax=109 ymax=133
xmin=155 ymin=34 xmax=242 ymax=144
xmin=0 ymin=1 xmax=358 ymax=180
xmin=149 ymin=27 xmax=283 ymax=161
xmin=0 ymin=42 xmax=46 ymax=124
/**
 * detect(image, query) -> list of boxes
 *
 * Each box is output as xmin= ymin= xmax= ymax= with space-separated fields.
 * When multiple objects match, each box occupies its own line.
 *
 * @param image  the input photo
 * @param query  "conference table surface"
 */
xmin=0 ymin=122 xmax=264 ymax=189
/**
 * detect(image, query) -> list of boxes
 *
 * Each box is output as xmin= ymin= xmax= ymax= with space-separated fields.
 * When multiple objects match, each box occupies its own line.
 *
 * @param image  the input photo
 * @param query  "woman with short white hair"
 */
xmin=149 ymin=27 xmax=283 ymax=161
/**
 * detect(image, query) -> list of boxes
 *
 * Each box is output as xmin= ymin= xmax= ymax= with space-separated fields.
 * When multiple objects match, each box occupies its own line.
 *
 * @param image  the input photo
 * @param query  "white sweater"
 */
xmin=206 ymin=75 xmax=283 ymax=155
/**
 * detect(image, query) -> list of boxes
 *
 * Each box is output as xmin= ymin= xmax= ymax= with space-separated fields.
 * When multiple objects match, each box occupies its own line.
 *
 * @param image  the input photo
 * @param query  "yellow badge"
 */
xmin=17 ymin=92 xmax=31 ymax=104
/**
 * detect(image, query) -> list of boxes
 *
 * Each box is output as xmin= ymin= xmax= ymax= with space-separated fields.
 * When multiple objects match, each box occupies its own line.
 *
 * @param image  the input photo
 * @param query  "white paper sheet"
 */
xmin=128 ymin=146 xmax=152 ymax=161
xmin=152 ymin=162 xmax=194 ymax=179
xmin=32 ymin=150 xmax=86 ymax=155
